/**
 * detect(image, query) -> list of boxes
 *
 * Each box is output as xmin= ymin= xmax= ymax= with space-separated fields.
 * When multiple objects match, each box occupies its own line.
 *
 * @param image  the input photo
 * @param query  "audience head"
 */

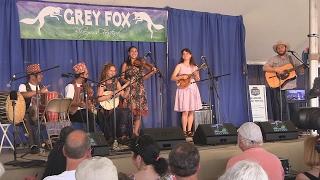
xmin=169 ymin=142 xmax=200 ymax=178
xmin=218 ymin=160 xmax=268 ymax=180
xmin=237 ymin=122 xmax=263 ymax=151
xmin=63 ymin=130 xmax=91 ymax=160
xmin=75 ymin=156 xmax=118 ymax=180
xmin=130 ymin=135 xmax=168 ymax=176
xmin=59 ymin=126 xmax=74 ymax=143
xmin=304 ymin=135 xmax=320 ymax=167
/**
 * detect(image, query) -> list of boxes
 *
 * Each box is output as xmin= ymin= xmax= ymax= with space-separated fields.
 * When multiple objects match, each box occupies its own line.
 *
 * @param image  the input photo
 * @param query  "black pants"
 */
xmin=97 ymin=108 xmax=132 ymax=141
xmin=269 ymin=88 xmax=290 ymax=121
xmin=70 ymin=109 xmax=96 ymax=132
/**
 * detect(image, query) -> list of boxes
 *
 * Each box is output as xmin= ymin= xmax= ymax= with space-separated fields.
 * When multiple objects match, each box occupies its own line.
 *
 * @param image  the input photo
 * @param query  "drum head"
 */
xmin=5 ymin=92 xmax=26 ymax=124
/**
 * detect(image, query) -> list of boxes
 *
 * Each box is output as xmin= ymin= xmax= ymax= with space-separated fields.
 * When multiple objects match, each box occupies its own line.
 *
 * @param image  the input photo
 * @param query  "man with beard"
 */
xmin=263 ymin=41 xmax=303 ymax=121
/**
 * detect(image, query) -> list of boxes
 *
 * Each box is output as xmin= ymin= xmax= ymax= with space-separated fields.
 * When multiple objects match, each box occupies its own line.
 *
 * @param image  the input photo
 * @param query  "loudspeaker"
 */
xmin=142 ymin=127 xmax=185 ymax=150
xmin=255 ymin=121 xmax=298 ymax=142
xmin=193 ymin=123 xmax=237 ymax=145
xmin=88 ymin=133 xmax=110 ymax=156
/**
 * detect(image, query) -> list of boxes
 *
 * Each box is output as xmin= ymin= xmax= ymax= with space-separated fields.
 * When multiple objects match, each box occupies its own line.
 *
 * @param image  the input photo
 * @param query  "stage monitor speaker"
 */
xmin=255 ymin=121 xmax=298 ymax=142
xmin=142 ymin=127 xmax=185 ymax=150
xmin=193 ymin=123 xmax=237 ymax=145
xmin=88 ymin=132 xmax=110 ymax=156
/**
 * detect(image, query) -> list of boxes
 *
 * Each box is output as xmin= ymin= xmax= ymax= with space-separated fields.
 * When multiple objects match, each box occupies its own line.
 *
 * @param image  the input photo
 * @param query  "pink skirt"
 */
xmin=174 ymin=84 xmax=202 ymax=112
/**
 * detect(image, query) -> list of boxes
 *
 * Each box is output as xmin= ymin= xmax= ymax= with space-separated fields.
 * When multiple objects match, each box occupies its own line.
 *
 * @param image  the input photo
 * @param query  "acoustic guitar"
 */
xmin=176 ymin=63 xmax=207 ymax=89
xmin=265 ymin=63 xmax=306 ymax=88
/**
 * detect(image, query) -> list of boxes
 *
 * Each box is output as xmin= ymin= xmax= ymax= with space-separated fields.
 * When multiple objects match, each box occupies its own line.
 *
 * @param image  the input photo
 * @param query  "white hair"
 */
xmin=218 ymin=160 xmax=268 ymax=180
xmin=75 ymin=156 xmax=118 ymax=180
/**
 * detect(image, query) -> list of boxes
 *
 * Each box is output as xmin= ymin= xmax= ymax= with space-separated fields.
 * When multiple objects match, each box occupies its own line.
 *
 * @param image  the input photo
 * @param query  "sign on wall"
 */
xmin=17 ymin=1 xmax=168 ymax=42
xmin=249 ymin=85 xmax=268 ymax=122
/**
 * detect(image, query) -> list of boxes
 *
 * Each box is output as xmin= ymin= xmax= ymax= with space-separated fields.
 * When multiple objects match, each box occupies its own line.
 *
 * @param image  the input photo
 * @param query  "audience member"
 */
xmin=169 ymin=142 xmax=200 ymax=180
xmin=296 ymin=135 xmax=320 ymax=180
xmin=75 ymin=156 xmax=118 ymax=180
xmin=219 ymin=160 xmax=268 ymax=180
xmin=43 ymin=130 xmax=91 ymax=180
xmin=129 ymin=135 xmax=168 ymax=180
xmin=42 ymin=126 xmax=74 ymax=179
xmin=226 ymin=122 xmax=284 ymax=180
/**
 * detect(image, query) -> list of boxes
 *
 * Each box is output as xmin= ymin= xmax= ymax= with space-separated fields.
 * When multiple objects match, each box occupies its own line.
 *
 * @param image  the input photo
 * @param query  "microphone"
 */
xmin=61 ymin=73 xmax=78 ymax=78
xmin=61 ymin=73 xmax=71 ymax=78
xmin=201 ymin=56 xmax=206 ymax=60
xmin=287 ymin=50 xmax=295 ymax=53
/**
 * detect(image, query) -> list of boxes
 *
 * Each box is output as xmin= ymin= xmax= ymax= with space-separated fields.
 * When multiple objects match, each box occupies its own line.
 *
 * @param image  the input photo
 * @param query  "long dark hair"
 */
xmin=130 ymin=135 xmax=168 ymax=176
xmin=180 ymin=48 xmax=196 ymax=66
xmin=125 ymin=46 xmax=138 ymax=66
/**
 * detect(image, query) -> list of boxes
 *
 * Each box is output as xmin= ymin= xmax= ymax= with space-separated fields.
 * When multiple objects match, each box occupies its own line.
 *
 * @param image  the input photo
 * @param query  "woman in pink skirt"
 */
xmin=171 ymin=48 xmax=202 ymax=137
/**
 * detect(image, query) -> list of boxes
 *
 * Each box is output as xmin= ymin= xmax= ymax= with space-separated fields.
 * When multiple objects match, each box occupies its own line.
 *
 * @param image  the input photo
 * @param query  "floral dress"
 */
xmin=123 ymin=64 xmax=148 ymax=116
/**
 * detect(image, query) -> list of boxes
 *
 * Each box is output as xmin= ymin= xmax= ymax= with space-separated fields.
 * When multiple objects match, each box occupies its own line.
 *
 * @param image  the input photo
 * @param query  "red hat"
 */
xmin=26 ymin=64 xmax=41 ymax=75
xmin=73 ymin=62 xmax=87 ymax=74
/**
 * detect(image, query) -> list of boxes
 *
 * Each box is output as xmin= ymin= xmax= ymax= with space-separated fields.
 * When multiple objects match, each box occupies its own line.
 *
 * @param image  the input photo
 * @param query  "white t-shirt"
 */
xmin=65 ymin=83 xmax=83 ymax=110
xmin=43 ymin=170 xmax=76 ymax=180
xmin=18 ymin=83 xmax=41 ymax=92
xmin=65 ymin=83 xmax=82 ymax=99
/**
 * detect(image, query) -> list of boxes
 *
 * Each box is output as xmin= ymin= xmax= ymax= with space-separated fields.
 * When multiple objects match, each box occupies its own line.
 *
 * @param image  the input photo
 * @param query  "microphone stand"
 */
xmin=201 ymin=57 xmax=217 ymax=124
xmin=145 ymin=54 xmax=165 ymax=127
xmin=287 ymin=51 xmax=309 ymax=68
xmin=111 ymin=77 xmax=119 ymax=151
xmin=11 ymin=65 xmax=60 ymax=82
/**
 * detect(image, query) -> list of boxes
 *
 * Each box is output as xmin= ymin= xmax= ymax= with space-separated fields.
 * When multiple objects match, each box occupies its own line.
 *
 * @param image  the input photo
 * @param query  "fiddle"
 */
xmin=132 ymin=59 xmax=155 ymax=70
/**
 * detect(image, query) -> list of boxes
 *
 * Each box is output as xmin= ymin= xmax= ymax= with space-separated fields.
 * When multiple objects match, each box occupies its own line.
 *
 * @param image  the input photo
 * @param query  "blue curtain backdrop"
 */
xmin=0 ymin=0 xmax=249 ymax=130
xmin=167 ymin=8 xmax=248 ymax=126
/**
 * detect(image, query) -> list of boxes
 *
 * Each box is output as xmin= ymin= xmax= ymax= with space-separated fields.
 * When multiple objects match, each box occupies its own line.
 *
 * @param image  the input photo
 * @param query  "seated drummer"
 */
xmin=65 ymin=62 xmax=96 ymax=132
xmin=18 ymin=64 xmax=48 ymax=153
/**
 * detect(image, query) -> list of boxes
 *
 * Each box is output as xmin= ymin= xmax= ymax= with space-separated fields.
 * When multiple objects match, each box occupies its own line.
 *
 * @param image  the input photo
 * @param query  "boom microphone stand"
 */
xmin=145 ymin=53 xmax=164 ymax=127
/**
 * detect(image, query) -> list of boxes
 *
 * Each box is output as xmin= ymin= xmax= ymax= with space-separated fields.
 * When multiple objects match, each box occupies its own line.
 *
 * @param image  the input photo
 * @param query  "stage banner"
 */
xmin=17 ymin=1 xmax=168 ymax=42
xmin=249 ymin=85 xmax=268 ymax=122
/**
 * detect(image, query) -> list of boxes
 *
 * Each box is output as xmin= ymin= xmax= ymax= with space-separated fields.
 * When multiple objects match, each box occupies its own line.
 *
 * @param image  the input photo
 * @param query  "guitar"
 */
xmin=176 ymin=63 xmax=207 ymax=89
xmin=265 ymin=63 xmax=306 ymax=88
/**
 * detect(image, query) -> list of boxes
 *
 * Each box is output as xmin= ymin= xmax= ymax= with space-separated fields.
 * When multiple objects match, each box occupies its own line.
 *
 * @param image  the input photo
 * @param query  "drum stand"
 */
xmin=4 ymin=91 xmax=19 ymax=166
xmin=5 ymin=91 xmax=45 ymax=167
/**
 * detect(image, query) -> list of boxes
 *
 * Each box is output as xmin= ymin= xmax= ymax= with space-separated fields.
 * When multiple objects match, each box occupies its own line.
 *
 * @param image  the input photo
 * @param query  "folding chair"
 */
xmin=41 ymin=98 xmax=72 ymax=149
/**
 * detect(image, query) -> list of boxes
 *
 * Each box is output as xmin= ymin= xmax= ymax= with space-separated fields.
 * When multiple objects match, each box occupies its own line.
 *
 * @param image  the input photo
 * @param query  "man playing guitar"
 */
xmin=263 ymin=40 xmax=303 ymax=121
xmin=18 ymin=64 xmax=48 ymax=153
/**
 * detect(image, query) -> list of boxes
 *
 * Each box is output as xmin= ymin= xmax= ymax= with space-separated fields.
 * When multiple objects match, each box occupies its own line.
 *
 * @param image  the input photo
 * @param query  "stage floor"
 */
xmin=0 ymin=138 xmax=307 ymax=180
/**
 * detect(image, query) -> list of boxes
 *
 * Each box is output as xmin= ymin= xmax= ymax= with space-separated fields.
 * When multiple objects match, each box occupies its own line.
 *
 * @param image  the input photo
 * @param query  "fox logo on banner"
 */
xmin=17 ymin=1 xmax=167 ymax=42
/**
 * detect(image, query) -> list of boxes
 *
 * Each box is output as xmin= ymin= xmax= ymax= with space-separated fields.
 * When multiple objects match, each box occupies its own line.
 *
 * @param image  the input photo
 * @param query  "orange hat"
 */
xmin=26 ymin=64 xmax=41 ymax=75
xmin=73 ymin=62 xmax=87 ymax=74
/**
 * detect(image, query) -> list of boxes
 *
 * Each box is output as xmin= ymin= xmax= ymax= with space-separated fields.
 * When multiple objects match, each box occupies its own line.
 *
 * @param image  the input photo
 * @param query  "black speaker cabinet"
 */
xmin=193 ymin=123 xmax=237 ymax=145
xmin=142 ymin=127 xmax=185 ymax=150
xmin=255 ymin=121 xmax=298 ymax=142
xmin=88 ymin=132 xmax=110 ymax=156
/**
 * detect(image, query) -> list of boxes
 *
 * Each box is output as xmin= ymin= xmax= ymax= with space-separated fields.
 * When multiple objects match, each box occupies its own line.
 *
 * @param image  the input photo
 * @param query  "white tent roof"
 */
xmin=47 ymin=0 xmax=313 ymax=64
